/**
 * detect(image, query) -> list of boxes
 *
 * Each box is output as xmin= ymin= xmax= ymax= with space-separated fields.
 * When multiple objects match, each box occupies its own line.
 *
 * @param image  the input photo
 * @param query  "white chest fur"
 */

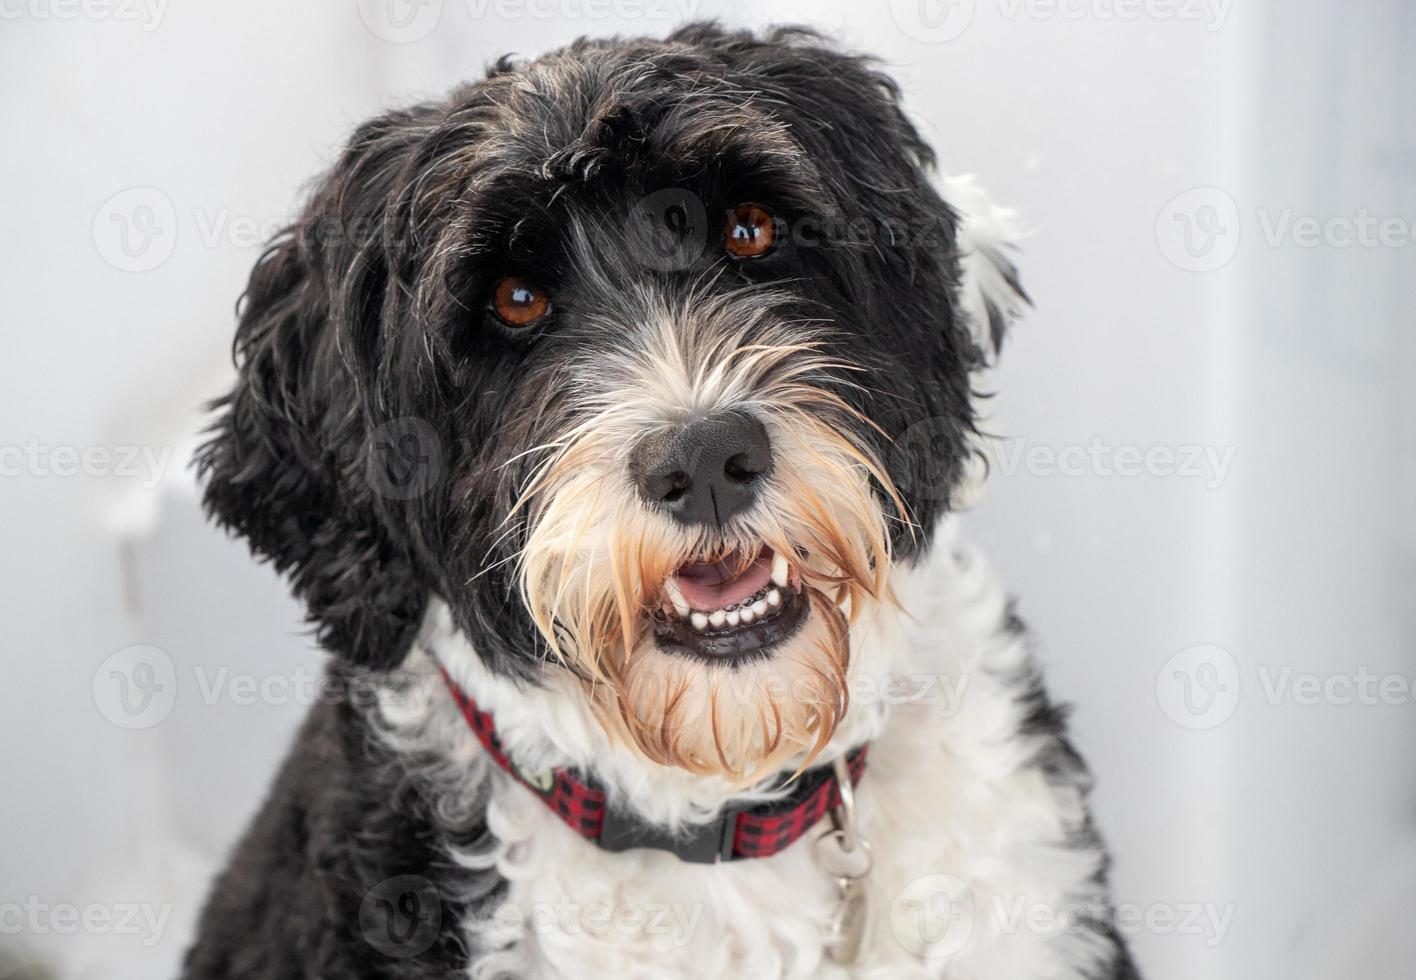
xmin=376 ymin=520 xmax=1116 ymax=979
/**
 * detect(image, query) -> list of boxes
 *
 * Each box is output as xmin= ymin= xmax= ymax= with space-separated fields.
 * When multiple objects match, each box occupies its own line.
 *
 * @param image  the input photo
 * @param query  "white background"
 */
xmin=1 ymin=1 xmax=1412 ymax=978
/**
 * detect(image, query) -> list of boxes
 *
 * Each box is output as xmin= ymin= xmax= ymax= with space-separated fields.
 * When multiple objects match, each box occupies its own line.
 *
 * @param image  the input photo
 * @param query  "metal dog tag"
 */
xmin=826 ymin=873 xmax=869 ymax=964
xmin=816 ymin=757 xmax=873 ymax=966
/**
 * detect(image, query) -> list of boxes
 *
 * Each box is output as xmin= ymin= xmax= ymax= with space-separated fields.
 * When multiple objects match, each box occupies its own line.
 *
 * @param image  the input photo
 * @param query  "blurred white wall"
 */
xmin=1 ymin=2 xmax=1412 ymax=978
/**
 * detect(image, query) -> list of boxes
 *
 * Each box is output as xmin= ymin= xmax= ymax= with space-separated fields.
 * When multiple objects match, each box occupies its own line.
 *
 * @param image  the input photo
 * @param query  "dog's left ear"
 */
xmin=938 ymin=173 xmax=1031 ymax=366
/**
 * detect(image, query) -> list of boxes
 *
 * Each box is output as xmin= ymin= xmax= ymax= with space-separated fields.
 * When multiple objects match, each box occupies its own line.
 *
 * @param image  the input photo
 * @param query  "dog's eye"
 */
xmin=491 ymin=277 xmax=551 ymax=328
xmin=724 ymin=204 xmax=777 ymax=259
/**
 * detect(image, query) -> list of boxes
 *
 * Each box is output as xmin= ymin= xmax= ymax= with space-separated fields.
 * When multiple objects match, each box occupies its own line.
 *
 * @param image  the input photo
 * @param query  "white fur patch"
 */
xmin=938 ymin=174 xmax=1030 ymax=366
xmin=379 ymin=518 xmax=1114 ymax=978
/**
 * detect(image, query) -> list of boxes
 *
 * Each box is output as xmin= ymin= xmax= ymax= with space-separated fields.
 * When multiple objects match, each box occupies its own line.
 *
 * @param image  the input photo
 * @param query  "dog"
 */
xmin=181 ymin=23 xmax=1140 ymax=980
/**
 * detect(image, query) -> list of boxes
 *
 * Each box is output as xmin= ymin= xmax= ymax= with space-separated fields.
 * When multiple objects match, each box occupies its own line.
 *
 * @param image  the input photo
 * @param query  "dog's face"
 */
xmin=202 ymin=25 xmax=1019 ymax=780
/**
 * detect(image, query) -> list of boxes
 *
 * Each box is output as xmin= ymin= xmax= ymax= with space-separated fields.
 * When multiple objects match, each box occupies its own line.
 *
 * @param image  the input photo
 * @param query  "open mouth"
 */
xmin=651 ymin=545 xmax=810 ymax=662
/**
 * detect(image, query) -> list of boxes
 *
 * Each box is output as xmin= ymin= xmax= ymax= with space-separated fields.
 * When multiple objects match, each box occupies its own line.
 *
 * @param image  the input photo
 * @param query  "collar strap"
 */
xmin=439 ymin=667 xmax=868 ymax=864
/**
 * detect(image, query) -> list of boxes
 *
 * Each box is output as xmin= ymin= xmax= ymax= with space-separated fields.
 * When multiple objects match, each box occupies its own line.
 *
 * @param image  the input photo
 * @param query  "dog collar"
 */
xmin=439 ymin=668 xmax=868 ymax=864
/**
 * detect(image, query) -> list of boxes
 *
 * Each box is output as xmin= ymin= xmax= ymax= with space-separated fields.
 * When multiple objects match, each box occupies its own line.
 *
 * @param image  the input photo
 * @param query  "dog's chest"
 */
xmin=455 ymin=692 xmax=1103 ymax=979
xmin=419 ymin=536 xmax=1114 ymax=979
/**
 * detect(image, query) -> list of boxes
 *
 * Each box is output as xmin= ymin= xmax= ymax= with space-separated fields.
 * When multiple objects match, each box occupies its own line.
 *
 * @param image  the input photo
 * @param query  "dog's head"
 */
xmin=200 ymin=24 xmax=1025 ymax=781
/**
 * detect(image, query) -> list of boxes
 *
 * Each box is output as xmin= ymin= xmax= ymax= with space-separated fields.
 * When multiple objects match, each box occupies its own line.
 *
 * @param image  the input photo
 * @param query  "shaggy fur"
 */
xmin=184 ymin=22 xmax=1139 ymax=979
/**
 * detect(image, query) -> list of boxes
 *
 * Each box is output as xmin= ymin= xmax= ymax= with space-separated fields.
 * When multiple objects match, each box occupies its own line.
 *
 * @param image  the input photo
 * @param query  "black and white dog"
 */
xmin=183 ymin=23 xmax=1139 ymax=979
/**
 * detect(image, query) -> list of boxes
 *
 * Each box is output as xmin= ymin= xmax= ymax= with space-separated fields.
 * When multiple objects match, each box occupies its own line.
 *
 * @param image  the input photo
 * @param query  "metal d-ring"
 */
xmin=830 ymin=755 xmax=859 ymax=853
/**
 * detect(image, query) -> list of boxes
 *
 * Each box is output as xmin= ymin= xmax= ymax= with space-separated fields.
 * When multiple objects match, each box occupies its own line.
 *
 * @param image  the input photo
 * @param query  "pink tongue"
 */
xmin=675 ymin=549 xmax=773 ymax=610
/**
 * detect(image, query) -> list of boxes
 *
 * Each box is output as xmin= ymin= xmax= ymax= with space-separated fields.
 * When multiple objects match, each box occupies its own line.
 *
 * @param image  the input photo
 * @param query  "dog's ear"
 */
xmin=937 ymin=174 xmax=1030 ymax=365
xmin=198 ymin=106 xmax=446 ymax=669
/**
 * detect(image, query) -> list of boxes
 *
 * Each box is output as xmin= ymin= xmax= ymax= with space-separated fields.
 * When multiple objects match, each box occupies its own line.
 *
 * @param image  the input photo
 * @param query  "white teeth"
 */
xmin=771 ymin=552 xmax=790 ymax=587
xmin=670 ymin=568 xmax=788 ymax=633
xmin=663 ymin=578 xmax=691 ymax=619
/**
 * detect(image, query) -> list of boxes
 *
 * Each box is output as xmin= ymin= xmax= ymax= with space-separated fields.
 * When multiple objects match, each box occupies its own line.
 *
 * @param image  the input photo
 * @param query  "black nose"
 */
xmin=632 ymin=411 xmax=773 ymax=527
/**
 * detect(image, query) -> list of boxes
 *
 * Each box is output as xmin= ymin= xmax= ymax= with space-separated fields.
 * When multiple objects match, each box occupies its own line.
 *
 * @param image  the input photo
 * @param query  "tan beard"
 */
xmin=608 ymin=587 xmax=852 ymax=783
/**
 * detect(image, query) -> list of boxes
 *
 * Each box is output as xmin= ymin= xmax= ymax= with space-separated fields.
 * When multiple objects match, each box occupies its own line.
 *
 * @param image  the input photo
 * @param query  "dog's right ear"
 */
xmin=938 ymin=174 xmax=1030 ymax=367
xmin=197 ymin=106 xmax=444 ymax=669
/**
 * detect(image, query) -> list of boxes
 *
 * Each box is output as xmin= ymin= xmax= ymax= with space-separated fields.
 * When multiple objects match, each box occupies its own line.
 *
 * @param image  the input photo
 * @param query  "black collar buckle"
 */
xmin=598 ymin=801 xmax=740 ymax=864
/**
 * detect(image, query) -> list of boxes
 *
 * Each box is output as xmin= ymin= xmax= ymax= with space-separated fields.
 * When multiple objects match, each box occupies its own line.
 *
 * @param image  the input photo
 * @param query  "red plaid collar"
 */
xmin=439 ymin=667 xmax=868 ymax=864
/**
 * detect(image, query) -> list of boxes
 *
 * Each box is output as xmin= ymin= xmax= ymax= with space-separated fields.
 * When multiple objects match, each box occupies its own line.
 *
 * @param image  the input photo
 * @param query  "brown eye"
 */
xmin=724 ymin=203 xmax=777 ymax=259
xmin=491 ymin=276 xmax=551 ymax=328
